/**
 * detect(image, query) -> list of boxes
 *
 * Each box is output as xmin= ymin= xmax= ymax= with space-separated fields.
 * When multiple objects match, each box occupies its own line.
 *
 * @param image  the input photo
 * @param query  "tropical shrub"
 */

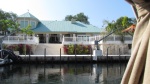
xmin=3 ymin=44 xmax=32 ymax=55
xmin=63 ymin=44 xmax=92 ymax=55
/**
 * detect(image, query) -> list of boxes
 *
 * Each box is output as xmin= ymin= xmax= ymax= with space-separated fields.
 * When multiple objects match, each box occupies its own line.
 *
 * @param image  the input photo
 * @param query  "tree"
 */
xmin=103 ymin=16 xmax=137 ymax=42
xmin=104 ymin=16 xmax=136 ymax=34
xmin=0 ymin=9 xmax=18 ymax=35
xmin=21 ymin=25 xmax=34 ymax=35
xmin=65 ymin=12 xmax=90 ymax=24
xmin=65 ymin=15 xmax=74 ymax=21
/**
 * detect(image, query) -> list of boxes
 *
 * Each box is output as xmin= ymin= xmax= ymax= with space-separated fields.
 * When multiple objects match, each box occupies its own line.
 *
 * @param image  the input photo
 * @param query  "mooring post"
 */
xmin=59 ymin=48 xmax=62 ymax=72
xmin=91 ymin=47 xmax=92 ymax=63
xmin=119 ymin=48 xmax=120 ymax=62
xmin=106 ymin=47 xmax=110 ymax=62
xmin=29 ymin=49 xmax=31 ymax=64
xmin=75 ymin=45 xmax=77 ymax=63
xmin=90 ymin=47 xmax=93 ymax=76
xmin=60 ymin=48 xmax=61 ymax=63
xmin=44 ymin=48 xmax=46 ymax=63
xmin=82 ymin=56 xmax=84 ymax=62
xmin=125 ymin=56 xmax=126 ymax=62
xmin=36 ymin=56 xmax=38 ymax=64
xmin=68 ymin=56 xmax=69 ymax=63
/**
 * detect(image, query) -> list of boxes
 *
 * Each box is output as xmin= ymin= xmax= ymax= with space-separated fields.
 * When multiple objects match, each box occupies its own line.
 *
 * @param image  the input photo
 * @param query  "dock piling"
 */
xmin=44 ymin=48 xmax=46 ymax=63
xmin=91 ymin=47 xmax=92 ymax=63
xmin=60 ymin=48 xmax=61 ymax=63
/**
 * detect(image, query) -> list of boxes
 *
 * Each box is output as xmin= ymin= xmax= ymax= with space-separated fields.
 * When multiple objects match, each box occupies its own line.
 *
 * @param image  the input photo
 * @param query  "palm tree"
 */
xmin=103 ymin=16 xmax=136 ymax=42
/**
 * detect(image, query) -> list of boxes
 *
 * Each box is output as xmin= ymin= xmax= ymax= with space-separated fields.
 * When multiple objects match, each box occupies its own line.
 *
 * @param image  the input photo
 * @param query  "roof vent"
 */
xmin=71 ymin=18 xmax=76 ymax=24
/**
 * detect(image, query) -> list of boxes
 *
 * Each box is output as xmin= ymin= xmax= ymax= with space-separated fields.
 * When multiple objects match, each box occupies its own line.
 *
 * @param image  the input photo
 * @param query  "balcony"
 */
xmin=62 ymin=35 xmax=132 ymax=45
xmin=0 ymin=36 xmax=39 ymax=44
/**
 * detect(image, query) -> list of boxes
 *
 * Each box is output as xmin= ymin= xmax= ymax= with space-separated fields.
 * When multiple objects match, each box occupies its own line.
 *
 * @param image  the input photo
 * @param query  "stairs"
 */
xmin=34 ymin=44 xmax=64 ymax=55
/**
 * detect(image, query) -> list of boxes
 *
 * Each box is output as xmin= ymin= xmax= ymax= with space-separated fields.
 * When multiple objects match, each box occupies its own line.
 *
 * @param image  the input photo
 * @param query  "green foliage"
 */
xmin=65 ymin=12 xmax=90 ymax=24
xmin=104 ymin=16 xmax=136 ymax=34
xmin=0 ymin=9 xmax=18 ymax=35
xmin=3 ymin=44 xmax=33 ymax=55
xmin=68 ymin=44 xmax=74 ymax=54
xmin=103 ymin=16 xmax=137 ymax=42
xmin=63 ymin=44 xmax=91 ymax=55
xmin=21 ymin=25 xmax=34 ymax=35
xmin=65 ymin=15 xmax=74 ymax=21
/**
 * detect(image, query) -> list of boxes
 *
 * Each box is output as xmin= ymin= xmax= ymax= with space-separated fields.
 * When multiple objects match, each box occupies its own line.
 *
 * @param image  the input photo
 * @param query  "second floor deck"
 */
xmin=62 ymin=35 xmax=132 ymax=45
xmin=0 ymin=35 xmax=132 ymax=45
xmin=0 ymin=35 xmax=39 ymax=44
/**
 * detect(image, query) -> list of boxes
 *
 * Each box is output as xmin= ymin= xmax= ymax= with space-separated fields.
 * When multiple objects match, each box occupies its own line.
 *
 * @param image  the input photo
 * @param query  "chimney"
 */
xmin=71 ymin=18 xmax=76 ymax=24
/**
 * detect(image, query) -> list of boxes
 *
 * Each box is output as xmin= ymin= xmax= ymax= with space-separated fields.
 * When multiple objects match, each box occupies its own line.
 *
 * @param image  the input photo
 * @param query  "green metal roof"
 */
xmin=32 ymin=21 xmax=101 ymax=33
xmin=18 ymin=12 xmax=39 ymax=20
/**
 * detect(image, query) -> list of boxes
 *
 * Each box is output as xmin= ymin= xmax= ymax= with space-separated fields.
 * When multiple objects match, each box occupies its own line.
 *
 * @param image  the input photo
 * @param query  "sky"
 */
xmin=0 ymin=0 xmax=135 ymax=29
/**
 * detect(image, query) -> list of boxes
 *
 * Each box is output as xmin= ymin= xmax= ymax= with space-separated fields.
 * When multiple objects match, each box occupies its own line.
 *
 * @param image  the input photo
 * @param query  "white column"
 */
xmin=73 ymin=34 xmax=76 ymax=42
xmin=46 ymin=34 xmax=49 ymax=43
xmin=114 ymin=35 xmax=116 ymax=41
xmin=59 ymin=34 xmax=62 ymax=42
xmin=62 ymin=35 xmax=64 ymax=44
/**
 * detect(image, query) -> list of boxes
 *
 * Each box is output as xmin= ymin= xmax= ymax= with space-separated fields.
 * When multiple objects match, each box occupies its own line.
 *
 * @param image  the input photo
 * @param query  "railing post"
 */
xmin=18 ymin=36 xmax=19 ymax=41
xmin=75 ymin=37 xmax=77 ymax=43
xmin=8 ymin=36 xmax=9 ymax=42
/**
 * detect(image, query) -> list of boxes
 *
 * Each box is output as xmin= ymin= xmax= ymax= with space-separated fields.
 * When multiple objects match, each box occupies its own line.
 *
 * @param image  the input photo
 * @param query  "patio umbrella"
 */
xmin=122 ymin=24 xmax=136 ymax=33
xmin=121 ymin=0 xmax=150 ymax=84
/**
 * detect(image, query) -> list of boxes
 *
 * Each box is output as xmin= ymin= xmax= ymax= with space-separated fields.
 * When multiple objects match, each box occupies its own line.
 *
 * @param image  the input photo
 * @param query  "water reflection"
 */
xmin=0 ymin=63 xmax=126 ymax=84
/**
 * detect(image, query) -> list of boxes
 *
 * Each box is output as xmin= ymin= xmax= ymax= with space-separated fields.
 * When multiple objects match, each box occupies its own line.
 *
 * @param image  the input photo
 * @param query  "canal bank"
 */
xmin=19 ymin=55 xmax=130 ymax=63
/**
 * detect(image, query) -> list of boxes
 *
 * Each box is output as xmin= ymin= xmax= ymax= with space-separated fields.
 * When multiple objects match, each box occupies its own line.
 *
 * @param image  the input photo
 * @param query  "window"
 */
xmin=77 ymin=35 xmax=90 ymax=41
xmin=20 ymin=21 xmax=28 ymax=28
xmin=31 ymin=21 xmax=36 ymax=28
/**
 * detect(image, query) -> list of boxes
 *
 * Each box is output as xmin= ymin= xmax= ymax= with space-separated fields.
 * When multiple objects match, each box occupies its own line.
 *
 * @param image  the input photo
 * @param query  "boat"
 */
xmin=0 ymin=49 xmax=22 ymax=65
xmin=0 ymin=55 xmax=13 ymax=66
xmin=0 ymin=58 xmax=5 ymax=65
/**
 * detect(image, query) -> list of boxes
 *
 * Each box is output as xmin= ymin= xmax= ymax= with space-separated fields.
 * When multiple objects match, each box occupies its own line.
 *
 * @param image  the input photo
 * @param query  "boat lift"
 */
xmin=93 ymin=27 xmax=121 ymax=59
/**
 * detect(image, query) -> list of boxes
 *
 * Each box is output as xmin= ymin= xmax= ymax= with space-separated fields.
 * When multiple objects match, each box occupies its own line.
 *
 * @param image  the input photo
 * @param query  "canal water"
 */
xmin=0 ymin=63 xmax=127 ymax=84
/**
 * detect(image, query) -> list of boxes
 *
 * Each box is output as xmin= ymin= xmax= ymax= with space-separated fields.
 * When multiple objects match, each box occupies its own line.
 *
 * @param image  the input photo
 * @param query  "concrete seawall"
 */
xmin=19 ymin=55 xmax=130 ymax=63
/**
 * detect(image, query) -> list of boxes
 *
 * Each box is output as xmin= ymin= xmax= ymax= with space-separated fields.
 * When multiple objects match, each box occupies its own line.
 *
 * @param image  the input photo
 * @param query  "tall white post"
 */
xmin=62 ymin=35 xmax=64 ymax=44
xmin=46 ymin=34 xmax=49 ymax=43
xmin=59 ymin=34 xmax=62 ymax=42
xmin=73 ymin=34 xmax=76 ymax=42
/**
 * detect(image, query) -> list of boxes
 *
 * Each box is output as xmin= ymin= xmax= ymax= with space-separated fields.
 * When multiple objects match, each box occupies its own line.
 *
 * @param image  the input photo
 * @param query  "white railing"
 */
xmin=0 ymin=35 xmax=39 ymax=44
xmin=62 ymin=35 xmax=133 ymax=44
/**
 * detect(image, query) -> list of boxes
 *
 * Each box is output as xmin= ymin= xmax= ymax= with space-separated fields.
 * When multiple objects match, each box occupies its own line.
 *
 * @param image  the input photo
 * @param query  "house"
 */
xmin=17 ymin=12 xmax=101 ymax=44
xmin=1 ymin=12 xmax=133 ymax=55
xmin=7 ymin=12 xmax=101 ymax=55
